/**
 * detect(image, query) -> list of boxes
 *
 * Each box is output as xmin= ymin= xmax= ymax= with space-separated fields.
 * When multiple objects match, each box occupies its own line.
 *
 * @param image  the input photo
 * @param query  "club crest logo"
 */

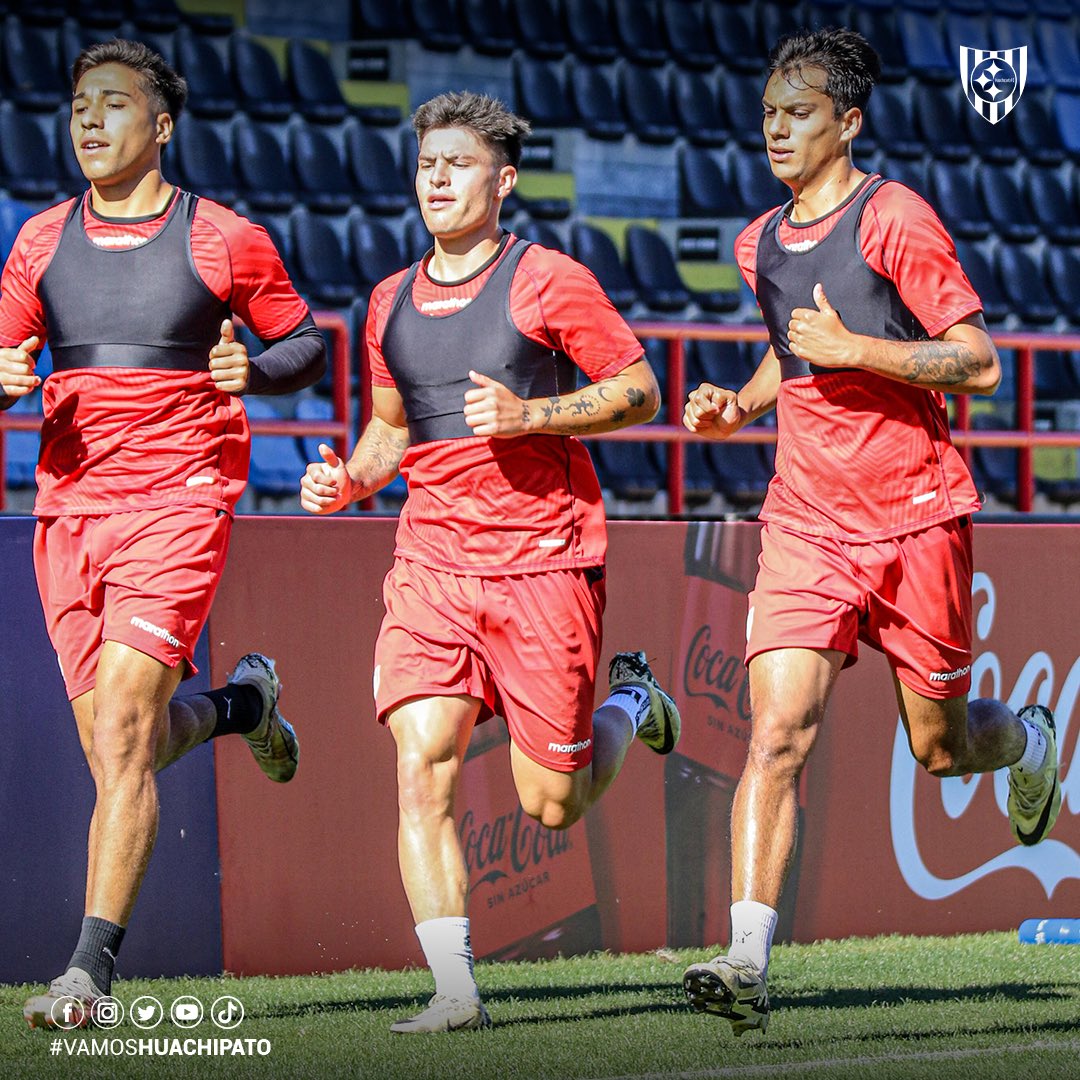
xmin=960 ymin=46 xmax=1027 ymax=125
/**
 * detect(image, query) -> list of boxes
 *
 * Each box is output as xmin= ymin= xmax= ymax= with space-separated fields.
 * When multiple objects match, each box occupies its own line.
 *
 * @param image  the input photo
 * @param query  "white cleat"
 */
xmin=608 ymin=650 xmax=681 ymax=754
xmin=683 ymin=954 xmax=770 ymax=1036
xmin=1008 ymin=704 xmax=1061 ymax=846
xmin=229 ymin=653 xmax=299 ymax=783
xmin=389 ymin=994 xmax=492 ymax=1034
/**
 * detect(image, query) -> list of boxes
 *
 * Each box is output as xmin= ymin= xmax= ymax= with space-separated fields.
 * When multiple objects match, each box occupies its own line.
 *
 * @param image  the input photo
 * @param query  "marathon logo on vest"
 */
xmin=959 ymin=47 xmax=1027 ymax=125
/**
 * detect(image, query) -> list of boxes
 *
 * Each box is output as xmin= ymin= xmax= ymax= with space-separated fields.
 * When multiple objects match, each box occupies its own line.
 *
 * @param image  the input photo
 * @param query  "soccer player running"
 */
xmin=0 ymin=40 xmax=325 ymax=1027
xmin=681 ymin=28 xmax=1061 ymax=1036
xmin=300 ymin=91 xmax=681 ymax=1033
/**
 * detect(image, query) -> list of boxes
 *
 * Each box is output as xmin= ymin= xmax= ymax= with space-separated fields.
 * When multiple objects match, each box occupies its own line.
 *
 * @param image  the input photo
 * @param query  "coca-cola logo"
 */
xmin=459 ymin=803 xmax=572 ymax=887
xmin=683 ymin=624 xmax=751 ymax=720
xmin=891 ymin=571 xmax=1079 ymax=900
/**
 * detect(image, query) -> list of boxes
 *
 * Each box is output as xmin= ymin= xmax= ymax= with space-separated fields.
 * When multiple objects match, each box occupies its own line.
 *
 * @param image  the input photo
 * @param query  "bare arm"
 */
xmin=683 ymin=347 xmax=780 ymax=441
xmin=463 ymin=357 xmax=660 ymax=438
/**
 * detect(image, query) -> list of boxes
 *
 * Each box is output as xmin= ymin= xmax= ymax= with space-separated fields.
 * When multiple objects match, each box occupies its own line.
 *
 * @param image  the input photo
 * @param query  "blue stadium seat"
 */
xmin=730 ymin=149 xmax=785 ymax=221
xmin=2 ymin=20 xmax=67 ymax=111
xmin=619 ymin=64 xmax=679 ymax=144
xmin=174 ymin=26 xmax=236 ymax=119
xmin=865 ymin=83 xmax=923 ymax=159
xmin=1014 ymin=90 xmax=1067 ymax=167
xmin=289 ymin=207 xmax=358 ymax=308
xmin=0 ymin=105 xmax=59 ymax=201
xmin=52 ymin=105 xmax=88 ymax=197
xmin=1034 ymin=350 xmax=1080 ymax=400
xmin=877 ymin=156 xmax=930 ymax=201
xmin=1052 ymin=90 xmax=1080 ymax=156
xmin=670 ymin=69 xmax=728 ymax=147
xmin=293 ymin=392 xmax=335 ymax=468
xmin=611 ymin=0 xmax=667 ymax=66
xmin=718 ymin=72 xmax=769 ymax=151
xmin=286 ymin=40 xmax=348 ymax=124
xmin=851 ymin=8 xmax=907 ymax=82
xmin=230 ymin=116 xmax=293 ymax=213
xmin=243 ymin=396 xmax=311 ymax=501
xmin=289 ymin=120 xmax=353 ymax=215
xmin=912 ymin=83 xmax=970 ymax=161
xmin=1036 ymin=19 xmax=1080 ymax=91
xmin=348 ymin=213 xmax=407 ymax=297
xmin=898 ymin=11 xmax=953 ymax=83
xmin=129 ymin=0 xmax=183 ymax=32
xmin=943 ymin=10 xmax=989 ymax=65
xmin=514 ymin=216 xmax=565 ymax=251
xmin=514 ymin=55 xmax=576 ymax=128
xmin=953 ymin=240 xmax=1010 ymax=327
xmin=353 ymin=0 xmax=413 ymax=38
xmin=969 ymin=411 xmax=1017 ymax=506
xmin=239 ymin=208 xmax=296 ymax=280
xmin=754 ymin=3 xmax=806 ymax=59
xmin=709 ymin=435 xmax=775 ymax=510
xmin=660 ymin=0 xmax=718 ymax=71
xmin=230 ymin=34 xmax=293 ymax=122
xmin=994 ymin=244 xmax=1056 ymax=326
xmin=1026 ymin=166 xmax=1080 ymax=246
xmin=411 ymin=0 xmax=465 ymax=51
xmin=591 ymin=439 xmax=664 ymax=501
xmin=569 ymin=62 xmax=628 ymax=140
xmin=928 ymin=160 xmax=992 ymax=240
xmin=461 ymin=0 xmax=516 ymax=55
xmin=3 ymin=391 xmax=42 ymax=491
xmin=625 ymin=226 xmax=691 ymax=314
xmin=344 ymin=124 xmax=412 ymax=216
xmin=686 ymin=339 xmax=755 ymax=390
xmin=678 ymin=145 xmax=743 ymax=218
xmin=682 ymin=442 xmax=717 ymax=506
xmin=1046 ymin=247 xmax=1080 ymax=325
xmin=962 ymin=90 xmax=1022 ymax=164
xmin=569 ymin=221 xmax=638 ymax=311
xmin=564 ymin=0 xmax=620 ymax=63
xmin=707 ymin=6 xmax=763 ymax=74
xmin=979 ymin=163 xmax=1039 ymax=244
xmin=172 ymin=116 xmax=239 ymax=206
xmin=511 ymin=0 xmax=567 ymax=58
xmin=990 ymin=16 xmax=1050 ymax=88
xmin=401 ymin=210 xmax=432 ymax=263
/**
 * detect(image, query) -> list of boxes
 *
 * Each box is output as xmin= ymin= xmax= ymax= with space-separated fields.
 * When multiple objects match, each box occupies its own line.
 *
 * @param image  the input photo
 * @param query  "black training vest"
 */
xmin=755 ymin=177 xmax=929 ymax=381
xmin=39 ymin=190 xmax=230 ymax=372
xmin=381 ymin=237 xmax=577 ymax=445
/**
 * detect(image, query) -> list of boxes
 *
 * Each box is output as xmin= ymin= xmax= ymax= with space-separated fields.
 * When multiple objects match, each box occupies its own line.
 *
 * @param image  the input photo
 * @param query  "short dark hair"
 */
xmin=72 ymin=39 xmax=188 ymax=121
xmin=412 ymin=91 xmax=532 ymax=169
xmin=768 ymin=27 xmax=881 ymax=116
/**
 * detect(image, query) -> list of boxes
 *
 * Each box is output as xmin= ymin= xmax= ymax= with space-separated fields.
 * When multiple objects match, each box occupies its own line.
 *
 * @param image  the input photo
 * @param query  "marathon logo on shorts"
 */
xmin=129 ymin=615 xmax=181 ymax=649
xmin=928 ymin=664 xmax=971 ymax=683
xmin=547 ymin=738 xmax=592 ymax=754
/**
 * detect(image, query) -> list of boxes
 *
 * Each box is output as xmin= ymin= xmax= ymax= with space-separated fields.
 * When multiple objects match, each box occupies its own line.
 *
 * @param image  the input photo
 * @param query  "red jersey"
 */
xmin=367 ymin=235 xmax=644 ymax=575
xmin=736 ymin=177 xmax=982 ymax=541
xmin=0 ymin=189 xmax=309 ymax=516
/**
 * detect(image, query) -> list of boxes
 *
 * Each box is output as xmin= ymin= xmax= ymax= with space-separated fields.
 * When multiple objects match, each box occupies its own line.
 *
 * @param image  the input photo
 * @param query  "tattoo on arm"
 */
xmin=626 ymin=387 xmax=646 ymax=407
xmin=521 ymin=403 xmax=531 ymax=427
xmin=900 ymin=341 xmax=982 ymax=385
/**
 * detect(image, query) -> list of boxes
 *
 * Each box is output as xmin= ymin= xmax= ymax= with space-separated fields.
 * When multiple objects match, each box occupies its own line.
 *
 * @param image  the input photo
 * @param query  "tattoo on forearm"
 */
xmin=901 ymin=341 xmax=982 ymax=385
xmin=569 ymin=397 xmax=599 ymax=416
xmin=521 ymin=403 xmax=531 ymax=427
xmin=626 ymin=387 xmax=646 ymax=407
xmin=612 ymin=408 xmax=626 ymax=423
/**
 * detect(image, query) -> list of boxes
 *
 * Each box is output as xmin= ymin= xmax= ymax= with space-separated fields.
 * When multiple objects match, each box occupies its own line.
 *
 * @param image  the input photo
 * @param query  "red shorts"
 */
xmin=33 ymin=506 xmax=232 ymax=700
xmin=746 ymin=518 xmax=973 ymax=699
xmin=374 ymin=558 xmax=606 ymax=772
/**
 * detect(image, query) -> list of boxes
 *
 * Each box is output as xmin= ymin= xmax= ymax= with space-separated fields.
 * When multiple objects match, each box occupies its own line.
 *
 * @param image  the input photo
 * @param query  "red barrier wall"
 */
xmin=209 ymin=519 xmax=1078 ymax=975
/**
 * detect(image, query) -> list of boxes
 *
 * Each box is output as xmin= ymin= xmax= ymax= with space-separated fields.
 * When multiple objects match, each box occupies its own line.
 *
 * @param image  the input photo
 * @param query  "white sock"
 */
xmin=600 ymin=686 xmax=651 ymax=734
xmin=1014 ymin=717 xmax=1048 ymax=775
xmin=728 ymin=900 xmax=778 ymax=977
xmin=414 ymin=917 xmax=480 ymax=1002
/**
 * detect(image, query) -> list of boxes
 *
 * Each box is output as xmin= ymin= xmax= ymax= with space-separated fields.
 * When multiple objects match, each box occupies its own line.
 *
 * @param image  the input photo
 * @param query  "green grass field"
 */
xmin=2 ymin=933 xmax=1078 ymax=1080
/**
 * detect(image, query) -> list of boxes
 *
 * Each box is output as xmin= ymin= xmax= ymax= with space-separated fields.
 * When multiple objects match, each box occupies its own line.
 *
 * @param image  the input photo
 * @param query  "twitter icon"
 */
xmin=130 ymin=996 xmax=163 ymax=1030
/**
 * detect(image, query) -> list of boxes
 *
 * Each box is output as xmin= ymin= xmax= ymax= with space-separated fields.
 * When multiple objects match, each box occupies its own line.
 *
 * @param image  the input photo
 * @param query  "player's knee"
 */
xmin=914 ymin=740 xmax=961 ymax=777
xmin=518 ymin=785 xmax=586 ymax=830
xmin=395 ymin=749 xmax=458 ymax=819
xmin=89 ymin=701 xmax=155 ymax=781
xmin=746 ymin=716 xmax=812 ymax=779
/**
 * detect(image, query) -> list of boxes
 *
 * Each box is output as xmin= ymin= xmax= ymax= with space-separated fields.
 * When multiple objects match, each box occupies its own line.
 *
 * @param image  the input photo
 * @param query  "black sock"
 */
xmin=203 ymin=684 xmax=264 ymax=739
xmin=69 ymin=916 xmax=124 ymax=995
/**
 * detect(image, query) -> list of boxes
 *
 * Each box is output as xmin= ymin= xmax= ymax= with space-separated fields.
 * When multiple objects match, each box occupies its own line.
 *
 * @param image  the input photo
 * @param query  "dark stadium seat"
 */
xmin=1026 ymin=166 xmax=1080 ymax=246
xmin=962 ymin=91 xmax=1022 ymax=164
xmin=624 ymin=226 xmax=691 ymax=313
xmin=678 ymin=145 xmax=743 ymax=218
xmin=129 ymin=0 xmax=182 ymax=32
xmin=897 ymin=10 xmax=952 ymax=83
xmin=286 ymin=40 xmax=348 ymax=124
xmin=569 ymin=221 xmax=638 ymax=311
xmin=864 ymin=83 xmax=923 ymax=160
xmin=240 ymin=208 xmax=296 ymax=280
xmin=564 ymin=0 xmax=620 ymax=63
xmin=511 ymin=0 xmax=567 ymax=59
xmin=230 ymin=116 xmax=294 ymax=213
xmin=682 ymin=442 xmax=717 ymax=506
xmin=619 ymin=64 xmax=679 ymax=144
xmin=243 ymin=397 xmax=312 ymax=501
xmin=611 ymin=0 xmax=667 ymax=66
xmin=294 ymin=392 xmax=335 ymax=469
xmin=1034 ymin=350 xmax=1080 ymax=401
xmin=686 ymin=339 xmax=756 ymax=391
xmin=990 ymin=16 xmax=1050 ymax=88
xmin=707 ymin=5 xmax=764 ymax=74
xmin=3 ymin=391 xmax=42 ymax=491
xmin=928 ymin=160 xmax=992 ymax=241
xmin=731 ymin=150 xmax=785 ymax=221
xmin=754 ymin=3 xmax=806 ymax=60
xmin=289 ymin=208 xmax=358 ymax=308
xmin=401 ymin=210 xmax=432 ymax=263
xmin=969 ymin=411 xmax=1017 ymax=506
xmin=230 ymin=34 xmax=293 ymax=122
xmin=344 ymin=124 xmax=412 ymax=216
xmin=851 ymin=8 xmax=907 ymax=82
xmin=568 ymin=62 xmax=628 ymax=141
xmin=943 ymin=10 xmax=989 ymax=67
xmin=348 ymin=213 xmax=407 ymax=297
xmin=1035 ymin=19 xmax=1080 ymax=92
xmin=460 ymin=0 xmax=516 ymax=55
xmin=710 ymin=436 xmax=775 ymax=510
xmin=1052 ymin=90 xmax=1080 ymax=156
xmin=912 ymin=83 xmax=970 ymax=162
xmin=0 ymin=105 xmax=59 ymax=201
xmin=353 ymin=0 xmax=413 ymax=38
xmin=514 ymin=216 xmax=565 ymax=251
xmin=953 ymin=240 xmax=1010 ymax=327
xmin=718 ymin=72 xmax=769 ymax=152
xmin=670 ymin=69 xmax=729 ymax=147
xmin=174 ymin=26 xmax=236 ymax=119
xmin=172 ymin=116 xmax=239 ymax=206
xmin=52 ymin=106 xmax=88 ymax=197
xmin=591 ymin=439 xmax=664 ymax=501
xmin=1047 ymin=247 xmax=1080 ymax=324
xmin=289 ymin=121 xmax=353 ymax=215
xmin=877 ymin=156 xmax=930 ymax=201
xmin=1015 ymin=90 xmax=1068 ymax=167
xmin=2 ymin=20 xmax=67 ymax=111
xmin=994 ymin=244 xmax=1056 ymax=326
xmin=660 ymin=0 xmax=718 ymax=71
xmin=411 ymin=0 xmax=465 ymax=51
xmin=513 ymin=54 xmax=576 ymax=128
xmin=978 ymin=163 xmax=1039 ymax=244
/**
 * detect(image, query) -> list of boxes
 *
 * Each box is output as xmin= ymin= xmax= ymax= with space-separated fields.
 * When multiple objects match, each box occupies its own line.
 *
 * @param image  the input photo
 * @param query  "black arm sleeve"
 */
xmin=243 ymin=313 xmax=328 ymax=396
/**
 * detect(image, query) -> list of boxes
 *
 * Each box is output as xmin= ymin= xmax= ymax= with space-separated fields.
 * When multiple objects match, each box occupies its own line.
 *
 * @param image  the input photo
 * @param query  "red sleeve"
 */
xmin=0 ymin=202 xmax=72 ymax=346
xmin=860 ymin=182 xmax=982 ymax=338
xmin=191 ymin=199 xmax=309 ymax=340
xmin=734 ymin=209 xmax=776 ymax=297
xmin=509 ymin=245 xmax=643 ymax=382
xmin=366 ymin=270 xmax=409 ymax=388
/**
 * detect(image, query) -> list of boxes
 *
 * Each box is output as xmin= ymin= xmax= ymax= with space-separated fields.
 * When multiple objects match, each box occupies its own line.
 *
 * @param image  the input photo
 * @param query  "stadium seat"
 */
xmin=978 ymin=163 xmax=1039 ymax=244
xmin=174 ymin=26 xmax=236 ymax=119
xmin=678 ymin=145 xmax=743 ymax=218
xmin=2 ymin=19 xmax=68 ymax=111
xmin=353 ymin=0 xmax=413 ymax=38
xmin=243 ymin=396 xmax=311 ymax=501
xmin=670 ymin=69 xmax=728 ymax=147
xmin=928 ymin=160 xmax=992 ymax=241
xmin=990 ymin=16 xmax=1050 ymax=88
xmin=240 ymin=208 xmax=296 ymax=280
xmin=754 ymin=3 xmax=806 ymax=59
xmin=461 ymin=0 xmax=517 ymax=55
xmin=411 ymin=0 xmax=465 ymax=51
xmin=344 ymin=124 xmax=413 ymax=216
xmin=513 ymin=55 xmax=576 ymax=128
xmin=568 ymin=62 xmax=628 ymax=140
xmin=511 ymin=0 xmax=567 ymax=59
xmin=660 ymin=0 xmax=718 ymax=71
xmin=619 ymin=64 xmax=679 ymax=144
xmin=1014 ymin=90 xmax=1068 ymax=167
xmin=3 ymin=391 xmax=42 ymax=491
xmin=707 ymin=6 xmax=764 ymax=74
xmin=682 ymin=442 xmax=716 ymax=506
xmin=718 ymin=72 xmax=770 ymax=152
xmin=348 ymin=213 xmax=407 ymax=297
xmin=129 ymin=0 xmax=183 ymax=32
xmin=289 ymin=207 xmax=359 ymax=308
xmin=230 ymin=34 xmax=293 ymax=122
xmin=230 ymin=116 xmax=294 ymax=213
xmin=172 ymin=116 xmax=239 ymax=206
xmin=912 ymin=83 xmax=970 ymax=161
xmin=569 ymin=221 xmax=638 ymax=311
xmin=1035 ymin=19 xmax=1080 ymax=91
xmin=686 ymin=339 xmax=755 ymax=391
xmin=0 ymin=105 xmax=60 ymax=201
xmin=730 ymin=149 xmax=785 ymax=220
xmin=513 ymin=216 xmax=565 ymax=251
xmin=1034 ymin=350 xmax=1080 ymax=400
xmin=611 ymin=0 xmax=667 ymax=66
xmin=286 ymin=40 xmax=348 ymax=124
xmin=897 ymin=10 xmax=953 ymax=83
xmin=851 ymin=8 xmax=908 ymax=82
xmin=710 ymin=436 xmax=775 ymax=510
xmin=564 ymin=0 xmax=620 ymax=63
xmin=293 ymin=392 xmax=336 ymax=468
xmin=1046 ymin=247 xmax=1080 ymax=324
xmin=624 ymin=226 xmax=691 ymax=313
xmin=877 ymin=156 xmax=930 ymax=201
xmin=289 ymin=120 xmax=353 ymax=215
xmin=401 ymin=210 xmax=432 ymax=263
xmin=1052 ymin=90 xmax=1080 ymax=156
xmin=1026 ymin=166 xmax=1080 ymax=246
xmin=961 ymin=90 xmax=1022 ymax=164
xmin=953 ymin=240 xmax=1010 ymax=327
xmin=942 ymin=10 xmax=989 ymax=66
xmin=864 ymin=83 xmax=923 ymax=160
xmin=969 ymin=411 xmax=1017 ymax=506
xmin=994 ymin=244 xmax=1056 ymax=326
xmin=591 ymin=439 xmax=664 ymax=501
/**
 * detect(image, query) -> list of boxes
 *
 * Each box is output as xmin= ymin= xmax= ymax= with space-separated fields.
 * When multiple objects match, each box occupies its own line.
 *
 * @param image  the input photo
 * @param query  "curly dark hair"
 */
xmin=768 ymin=27 xmax=882 ymax=116
xmin=72 ymin=38 xmax=188 ymax=121
xmin=413 ymin=91 xmax=532 ymax=169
